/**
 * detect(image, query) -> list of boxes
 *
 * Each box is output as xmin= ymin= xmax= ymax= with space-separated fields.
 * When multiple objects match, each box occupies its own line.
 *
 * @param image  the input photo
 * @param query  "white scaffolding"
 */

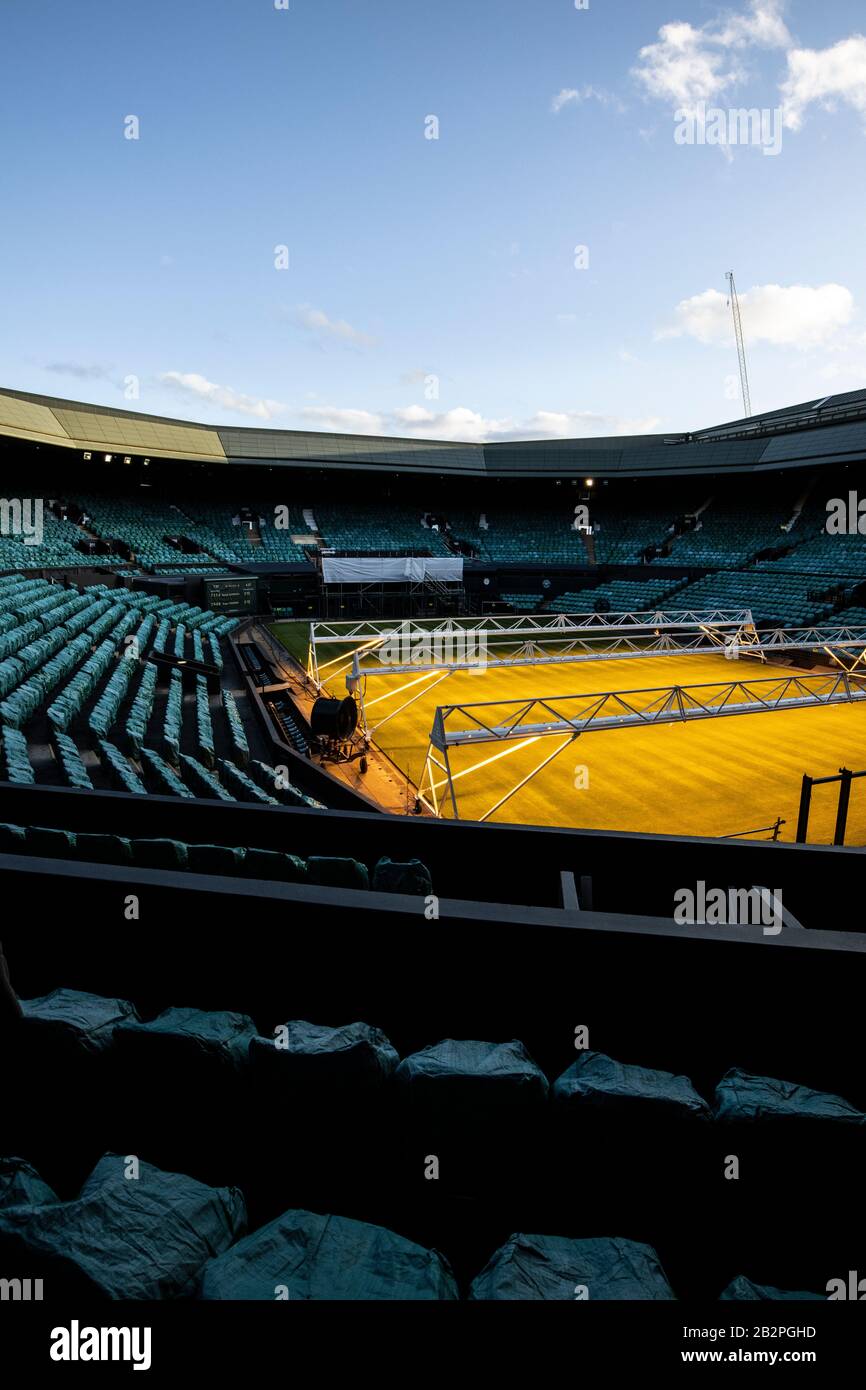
xmin=307 ymin=608 xmax=759 ymax=686
xmin=418 ymin=668 xmax=866 ymax=821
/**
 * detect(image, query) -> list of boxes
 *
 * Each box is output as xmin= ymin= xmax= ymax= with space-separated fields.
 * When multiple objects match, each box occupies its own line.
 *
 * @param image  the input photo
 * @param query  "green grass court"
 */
xmin=270 ymin=622 xmax=866 ymax=844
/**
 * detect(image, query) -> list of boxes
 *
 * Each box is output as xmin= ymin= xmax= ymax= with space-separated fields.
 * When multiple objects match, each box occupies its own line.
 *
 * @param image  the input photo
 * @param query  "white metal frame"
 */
xmin=307 ymin=608 xmax=758 ymax=686
xmin=418 ymin=669 xmax=866 ymax=821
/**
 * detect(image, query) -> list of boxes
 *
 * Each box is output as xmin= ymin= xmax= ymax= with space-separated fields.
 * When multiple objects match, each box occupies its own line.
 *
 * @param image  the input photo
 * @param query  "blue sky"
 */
xmin=1 ymin=0 xmax=865 ymax=440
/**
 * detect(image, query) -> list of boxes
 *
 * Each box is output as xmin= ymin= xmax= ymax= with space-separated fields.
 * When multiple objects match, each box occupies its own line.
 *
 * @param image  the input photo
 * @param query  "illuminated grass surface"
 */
xmin=268 ymin=621 xmax=310 ymax=665
xmin=268 ymin=624 xmax=866 ymax=842
xmin=348 ymin=650 xmax=866 ymax=843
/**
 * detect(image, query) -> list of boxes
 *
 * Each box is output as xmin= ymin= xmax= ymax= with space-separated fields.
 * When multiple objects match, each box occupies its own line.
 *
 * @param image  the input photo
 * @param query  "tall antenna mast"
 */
xmin=726 ymin=270 xmax=752 ymax=417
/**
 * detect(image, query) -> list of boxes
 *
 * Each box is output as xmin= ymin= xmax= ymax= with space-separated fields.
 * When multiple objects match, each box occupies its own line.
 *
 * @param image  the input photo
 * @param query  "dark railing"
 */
xmin=797 ymin=768 xmax=866 ymax=846
xmin=724 ymin=816 xmax=785 ymax=842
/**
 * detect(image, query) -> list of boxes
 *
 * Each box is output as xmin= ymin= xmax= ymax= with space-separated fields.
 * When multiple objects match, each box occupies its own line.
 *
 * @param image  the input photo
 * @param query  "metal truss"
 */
xmin=310 ymin=611 xmax=866 ymax=687
xmin=418 ymin=670 xmax=866 ymax=821
xmin=309 ymin=609 xmax=756 ymax=648
xmin=307 ymin=609 xmax=757 ymax=684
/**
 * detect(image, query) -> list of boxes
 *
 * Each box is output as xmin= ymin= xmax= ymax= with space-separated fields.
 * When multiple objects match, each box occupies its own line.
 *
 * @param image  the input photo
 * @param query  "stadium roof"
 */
xmin=1 ymin=385 xmax=865 ymax=480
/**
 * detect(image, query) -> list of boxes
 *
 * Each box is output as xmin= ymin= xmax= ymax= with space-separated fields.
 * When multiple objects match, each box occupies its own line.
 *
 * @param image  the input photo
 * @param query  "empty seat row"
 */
xmin=9 ymin=990 xmax=862 ymax=1142
xmin=195 ymin=676 xmax=215 ymax=767
xmin=0 ymin=632 xmax=95 ymax=728
xmin=97 ymin=740 xmax=146 ymax=795
xmin=88 ymin=650 xmax=138 ymax=739
xmin=0 ymin=824 xmax=432 ymax=894
xmin=248 ymin=758 xmax=326 ymax=809
xmin=125 ymin=662 xmax=158 ymax=754
xmin=162 ymin=669 xmax=183 ymax=760
xmin=222 ymin=689 xmax=249 ymax=764
xmin=46 ymin=636 xmax=122 ymax=732
xmin=0 ymin=724 xmax=34 ymax=784
xmin=0 ymin=1151 xmax=831 ymax=1300
xmin=208 ymin=632 xmax=224 ymax=671
xmin=178 ymin=751 xmax=232 ymax=800
xmin=52 ymin=731 xmax=93 ymax=790
xmin=152 ymin=617 xmax=171 ymax=654
xmin=138 ymin=746 xmax=194 ymax=798
xmin=218 ymin=758 xmax=276 ymax=803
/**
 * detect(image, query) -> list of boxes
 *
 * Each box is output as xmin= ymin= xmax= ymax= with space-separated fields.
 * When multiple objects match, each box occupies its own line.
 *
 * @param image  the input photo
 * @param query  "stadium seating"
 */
xmin=671 ymin=570 xmax=831 ymax=626
xmin=217 ymin=758 xmax=277 ymax=804
xmin=98 ymin=740 xmax=146 ymax=794
xmin=0 ymin=819 xmax=427 ymax=893
xmin=499 ymin=591 xmax=541 ymax=612
xmin=317 ymin=502 xmax=451 ymax=556
xmin=139 ymin=747 xmax=195 ymax=798
xmin=162 ymin=670 xmax=184 ymax=762
xmin=52 ymin=731 xmax=93 ymax=790
xmin=201 ymin=1208 xmax=458 ymax=1300
xmin=0 ymin=507 xmax=97 ymax=571
xmin=448 ymin=509 xmax=586 ymax=564
xmin=222 ymin=690 xmax=250 ymax=764
xmin=179 ymin=751 xmax=235 ymax=801
xmin=547 ymin=577 xmax=683 ymax=614
xmin=0 ymin=1153 xmax=245 ymax=1299
xmin=1 ymin=725 xmax=34 ymax=784
xmin=576 ymin=499 xmax=677 ymax=565
xmin=469 ymin=1234 xmax=676 ymax=1300
xmin=4 ymin=991 xmax=859 ymax=1300
xmin=73 ymin=494 xmax=204 ymax=568
xmin=194 ymin=676 xmax=215 ymax=767
xmin=125 ymin=662 xmax=158 ymax=755
xmin=653 ymin=500 xmax=790 ymax=569
xmin=0 ymin=572 xmax=242 ymax=800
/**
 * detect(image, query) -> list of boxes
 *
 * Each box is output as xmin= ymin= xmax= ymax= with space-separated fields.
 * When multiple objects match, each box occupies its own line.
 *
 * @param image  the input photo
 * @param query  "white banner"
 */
xmin=321 ymin=556 xmax=463 ymax=584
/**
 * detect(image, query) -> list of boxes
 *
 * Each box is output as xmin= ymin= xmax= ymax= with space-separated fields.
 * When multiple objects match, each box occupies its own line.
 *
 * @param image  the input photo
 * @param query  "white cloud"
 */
xmin=516 ymin=411 xmax=662 ymax=440
xmin=160 ymin=372 xmax=287 ymax=421
xmin=147 ymin=379 xmax=667 ymax=442
xmin=717 ymin=0 xmax=791 ymax=49
xmin=818 ymin=360 xmax=866 ymax=384
xmin=659 ymin=283 xmax=855 ymax=350
xmin=294 ymin=305 xmax=376 ymax=348
xmin=45 ymin=362 xmax=111 ymax=381
xmin=552 ymin=85 xmax=626 ymax=114
xmin=634 ymin=20 xmax=740 ymax=113
xmin=298 ymin=403 xmax=661 ymax=443
xmin=633 ymin=1 xmax=791 ymax=116
xmin=298 ymin=406 xmax=386 ymax=435
xmin=394 ymin=406 xmax=510 ymax=442
xmin=781 ymin=35 xmax=866 ymax=131
xmin=392 ymin=404 xmax=437 ymax=425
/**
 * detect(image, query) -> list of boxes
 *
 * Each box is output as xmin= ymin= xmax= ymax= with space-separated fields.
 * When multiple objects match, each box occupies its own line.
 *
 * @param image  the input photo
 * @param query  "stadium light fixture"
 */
xmin=585 ymin=478 xmax=595 ymax=487
xmin=104 ymin=454 xmax=112 ymax=462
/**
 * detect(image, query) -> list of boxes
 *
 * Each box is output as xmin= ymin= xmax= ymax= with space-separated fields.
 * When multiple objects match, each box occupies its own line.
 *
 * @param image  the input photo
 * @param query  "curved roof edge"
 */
xmin=1 ymin=385 xmax=865 ymax=480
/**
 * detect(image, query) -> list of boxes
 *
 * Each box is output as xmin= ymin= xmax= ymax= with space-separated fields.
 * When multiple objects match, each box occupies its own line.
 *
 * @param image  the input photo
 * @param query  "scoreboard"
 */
xmin=204 ymin=576 xmax=258 ymax=615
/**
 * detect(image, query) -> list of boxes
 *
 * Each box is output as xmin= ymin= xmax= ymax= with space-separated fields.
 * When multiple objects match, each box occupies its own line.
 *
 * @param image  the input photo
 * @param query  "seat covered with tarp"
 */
xmin=200 ymin=1208 xmax=457 ymax=1300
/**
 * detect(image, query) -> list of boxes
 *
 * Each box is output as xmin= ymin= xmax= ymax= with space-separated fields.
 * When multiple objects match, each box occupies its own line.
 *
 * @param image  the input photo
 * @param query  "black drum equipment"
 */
xmin=310 ymin=696 xmax=358 ymax=741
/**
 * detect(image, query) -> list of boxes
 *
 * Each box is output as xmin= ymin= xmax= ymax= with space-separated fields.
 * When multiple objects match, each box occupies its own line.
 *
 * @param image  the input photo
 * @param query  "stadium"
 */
xmin=1 ymin=382 xmax=865 ymax=1309
xmin=6 ymin=0 xmax=866 ymax=1340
